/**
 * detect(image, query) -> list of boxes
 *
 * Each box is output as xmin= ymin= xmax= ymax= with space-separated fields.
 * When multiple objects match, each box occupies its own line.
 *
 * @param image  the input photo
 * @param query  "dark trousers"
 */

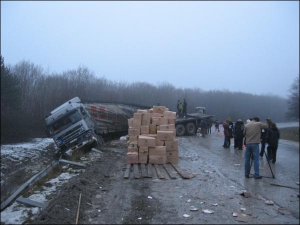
xmin=267 ymin=145 xmax=278 ymax=163
xmin=235 ymin=138 xmax=243 ymax=150
xmin=224 ymin=136 xmax=230 ymax=147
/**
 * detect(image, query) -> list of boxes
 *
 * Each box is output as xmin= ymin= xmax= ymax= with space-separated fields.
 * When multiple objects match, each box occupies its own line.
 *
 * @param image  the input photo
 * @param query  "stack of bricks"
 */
xmin=126 ymin=106 xmax=179 ymax=164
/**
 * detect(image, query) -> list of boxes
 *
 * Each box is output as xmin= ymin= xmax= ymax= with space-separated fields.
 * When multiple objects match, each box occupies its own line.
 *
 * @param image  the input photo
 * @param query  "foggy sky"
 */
xmin=1 ymin=1 xmax=299 ymax=98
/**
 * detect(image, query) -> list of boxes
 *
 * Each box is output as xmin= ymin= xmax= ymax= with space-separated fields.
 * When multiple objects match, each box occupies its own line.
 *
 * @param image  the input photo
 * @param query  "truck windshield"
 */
xmin=48 ymin=110 xmax=82 ymax=135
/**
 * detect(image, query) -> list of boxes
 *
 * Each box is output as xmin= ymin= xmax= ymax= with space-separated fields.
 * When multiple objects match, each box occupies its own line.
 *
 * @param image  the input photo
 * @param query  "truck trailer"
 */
xmin=45 ymin=97 xmax=213 ymax=153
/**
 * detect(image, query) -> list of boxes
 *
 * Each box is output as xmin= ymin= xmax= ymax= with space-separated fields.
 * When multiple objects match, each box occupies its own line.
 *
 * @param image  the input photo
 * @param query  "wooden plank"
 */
xmin=140 ymin=164 xmax=148 ymax=178
xmin=171 ymin=163 xmax=196 ymax=179
xmin=124 ymin=164 xmax=131 ymax=179
xmin=147 ymin=164 xmax=153 ymax=178
xmin=163 ymin=164 xmax=177 ymax=179
xmin=154 ymin=164 xmax=165 ymax=179
xmin=133 ymin=164 xmax=140 ymax=179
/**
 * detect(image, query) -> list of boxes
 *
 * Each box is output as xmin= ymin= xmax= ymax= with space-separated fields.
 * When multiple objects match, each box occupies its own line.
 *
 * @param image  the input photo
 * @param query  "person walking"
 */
xmin=222 ymin=118 xmax=231 ymax=148
xmin=243 ymin=117 xmax=268 ymax=179
xmin=260 ymin=118 xmax=272 ymax=157
xmin=233 ymin=119 xmax=245 ymax=150
xmin=228 ymin=119 xmax=234 ymax=147
xmin=215 ymin=120 xmax=220 ymax=132
xmin=182 ymin=99 xmax=187 ymax=117
xmin=200 ymin=119 xmax=207 ymax=138
xmin=178 ymin=101 xmax=183 ymax=118
xmin=266 ymin=122 xmax=280 ymax=164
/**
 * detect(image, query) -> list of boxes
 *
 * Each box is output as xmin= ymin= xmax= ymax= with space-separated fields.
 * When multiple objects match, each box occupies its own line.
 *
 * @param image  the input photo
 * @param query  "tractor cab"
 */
xmin=195 ymin=107 xmax=206 ymax=114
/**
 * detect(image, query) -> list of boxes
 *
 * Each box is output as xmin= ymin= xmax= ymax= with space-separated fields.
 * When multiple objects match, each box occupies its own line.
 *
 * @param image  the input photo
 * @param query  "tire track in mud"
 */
xmin=122 ymin=180 xmax=162 ymax=224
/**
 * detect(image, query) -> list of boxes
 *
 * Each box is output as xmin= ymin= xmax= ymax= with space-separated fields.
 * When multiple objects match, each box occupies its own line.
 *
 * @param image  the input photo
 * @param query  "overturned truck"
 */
xmin=45 ymin=97 xmax=213 ymax=153
xmin=45 ymin=97 xmax=148 ymax=153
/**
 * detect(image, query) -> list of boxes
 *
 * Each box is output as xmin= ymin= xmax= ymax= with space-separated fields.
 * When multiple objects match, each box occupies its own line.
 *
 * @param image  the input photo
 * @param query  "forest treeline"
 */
xmin=1 ymin=57 xmax=294 ymax=144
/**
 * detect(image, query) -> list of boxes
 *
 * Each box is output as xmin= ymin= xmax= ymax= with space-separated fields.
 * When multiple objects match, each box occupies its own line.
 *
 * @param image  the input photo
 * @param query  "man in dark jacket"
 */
xmin=223 ymin=118 xmax=231 ymax=148
xmin=228 ymin=118 xmax=234 ymax=147
xmin=266 ymin=122 xmax=280 ymax=164
xmin=200 ymin=119 xmax=207 ymax=138
xmin=233 ymin=119 xmax=245 ymax=150
xmin=260 ymin=118 xmax=272 ymax=157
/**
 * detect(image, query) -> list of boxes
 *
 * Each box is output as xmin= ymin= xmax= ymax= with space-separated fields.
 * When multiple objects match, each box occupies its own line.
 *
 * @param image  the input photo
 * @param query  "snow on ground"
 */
xmin=1 ymin=138 xmax=55 ymax=161
xmin=1 ymin=172 xmax=79 ymax=224
xmin=0 ymin=138 xmax=102 ymax=224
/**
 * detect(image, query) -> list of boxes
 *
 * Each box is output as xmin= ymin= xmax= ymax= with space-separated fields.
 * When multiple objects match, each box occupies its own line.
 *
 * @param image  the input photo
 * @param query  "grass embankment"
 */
xmin=279 ymin=127 xmax=299 ymax=142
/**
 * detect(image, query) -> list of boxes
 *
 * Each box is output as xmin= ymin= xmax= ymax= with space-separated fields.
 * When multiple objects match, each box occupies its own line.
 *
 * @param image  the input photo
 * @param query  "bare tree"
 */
xmin=286 ymin=77 xmax=299 ymax=121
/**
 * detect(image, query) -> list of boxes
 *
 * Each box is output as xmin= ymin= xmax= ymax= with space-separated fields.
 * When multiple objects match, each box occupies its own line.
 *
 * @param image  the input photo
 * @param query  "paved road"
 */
xmin=172 ymin=128 xmax=299 ymax=224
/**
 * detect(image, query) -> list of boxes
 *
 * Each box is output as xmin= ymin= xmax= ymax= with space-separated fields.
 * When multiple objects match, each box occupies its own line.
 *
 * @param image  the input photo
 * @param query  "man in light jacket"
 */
xmin=243 ymin=117 xmax=268 ymax=179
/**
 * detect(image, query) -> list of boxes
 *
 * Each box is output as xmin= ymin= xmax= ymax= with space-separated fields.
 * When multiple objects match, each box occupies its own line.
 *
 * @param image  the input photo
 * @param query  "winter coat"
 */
xmin=223 ymin=121 xmax=230 ymax=136
xmin=266 ymin=127 xmax=280 ymax=147
xmin=233 ymin=121 xmax=245 ymax=139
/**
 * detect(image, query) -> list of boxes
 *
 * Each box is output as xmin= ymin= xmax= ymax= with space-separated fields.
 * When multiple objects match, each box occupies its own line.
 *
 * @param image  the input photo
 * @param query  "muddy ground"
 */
xmin=27 ymin=131 xmax=299 ymax=224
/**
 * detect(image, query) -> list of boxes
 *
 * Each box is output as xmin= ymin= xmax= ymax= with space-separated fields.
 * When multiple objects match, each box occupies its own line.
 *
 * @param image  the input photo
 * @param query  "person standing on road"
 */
xmin=228 ymin=119 xmax=234 ymax=147
xmin=266 ymin=122 xmax=280 ymax=164
xmin=260 ymin=118 xmax=272 ymax=157
xmin=233 ymin=119 xmax=245 ymax=150
xmin=243 ymin=117 xmax=268 ymax=179
xmin=222 ymin=118 xmax=231 ymax=148
xmin=178 ymin=101 xmax=183 ymax=118
xmin=200 ymin=119 xmax=207 ymax=138
xmin=215 ymin=120 xmax=220 ymax=132
xmin=183 ymin=99 xmax=187 ymax=118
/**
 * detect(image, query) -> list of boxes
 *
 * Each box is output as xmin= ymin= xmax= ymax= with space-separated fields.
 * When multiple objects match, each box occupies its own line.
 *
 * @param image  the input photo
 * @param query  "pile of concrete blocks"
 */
xmin=126 ymin=106 xmax=179 ymax=164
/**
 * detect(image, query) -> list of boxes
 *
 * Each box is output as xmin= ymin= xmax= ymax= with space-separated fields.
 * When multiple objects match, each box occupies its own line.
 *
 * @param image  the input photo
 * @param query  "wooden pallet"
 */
xmin=123 ymin=163 xmax=195 ymax=180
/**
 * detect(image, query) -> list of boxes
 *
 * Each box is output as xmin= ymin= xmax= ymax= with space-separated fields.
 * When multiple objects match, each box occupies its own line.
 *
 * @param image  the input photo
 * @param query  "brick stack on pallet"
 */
xmin=126 ymin=106 xmax=179 ymax=164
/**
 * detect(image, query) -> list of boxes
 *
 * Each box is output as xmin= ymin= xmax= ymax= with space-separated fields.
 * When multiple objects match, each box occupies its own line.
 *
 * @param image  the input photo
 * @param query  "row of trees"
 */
xmin=1 ymin=56 xmax=298 ymax=144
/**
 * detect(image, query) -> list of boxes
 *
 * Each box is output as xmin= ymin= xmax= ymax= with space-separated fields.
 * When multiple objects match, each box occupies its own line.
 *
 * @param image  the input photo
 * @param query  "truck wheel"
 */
xmin=176 ymin=124 xmax=185 ymax=136
xmin=185 ymin=123 xmax=196 ymax=135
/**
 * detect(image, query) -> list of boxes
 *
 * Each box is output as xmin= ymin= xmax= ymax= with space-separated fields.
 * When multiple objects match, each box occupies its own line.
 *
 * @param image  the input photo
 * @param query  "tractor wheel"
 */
xmin=176 ymin=124 xmax=185 ymax=136
xmin=185 ymin=123 xmax=196 ymax=135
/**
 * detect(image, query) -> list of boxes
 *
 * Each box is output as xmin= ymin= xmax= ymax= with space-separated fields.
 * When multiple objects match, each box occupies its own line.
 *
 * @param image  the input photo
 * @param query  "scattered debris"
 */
xmin=148 ymin=196 xmax=153 ymax=199
xmin=196 ymin=196 xmax=205 ymax=200
xmin=190 ymin=206 xmax=198 ymax=211
xmin=240 ymin=191 xmax=252 ymax=198
xmin=183 ymin=214 xmax=191 ymax=217
xmin=240 ymin=207 xmax=246 ymax=212
xmin=92 ymin=204 xmax=101 ymax=209
xmin=235 ymin=214 xmax=249 ymax=222
xmin=187 ymin=199 xmax=191 ymax=203
xmin=265 ymin=200 xmax=274 ymax=205
xmin=65 ymin=208 xmax=70 ymax=211
xmin=138 ymin=217 xmax=142 ymax=220
xmin=202 ymin=209 xmax=214 ymax=214
xmin=278 ymin=207 xmax=292 ymax=215
xmin=234 ymin=164 xmax=240 ymax=166
xmin=232 ymin=212 xmax=238 ymax=217
xmin=212 ymin=203 xmax=218 ymax=206
xmin=200 ymin=202 xmax=205 ymax=204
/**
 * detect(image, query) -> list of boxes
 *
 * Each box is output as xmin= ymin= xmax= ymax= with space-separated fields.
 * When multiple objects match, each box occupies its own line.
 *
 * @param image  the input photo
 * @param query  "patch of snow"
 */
xmin=1 ymin=138 xmax=55 ymax=161
xmin=0 ymin=138 xmax=81 ymax=224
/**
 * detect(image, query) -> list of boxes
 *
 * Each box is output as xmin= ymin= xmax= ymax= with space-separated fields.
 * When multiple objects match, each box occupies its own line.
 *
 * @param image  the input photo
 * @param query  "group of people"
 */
xmin=177 ymin=99 xmax=187 ymax=118
xmin=222 ymin=117 xmax=280 ymax=179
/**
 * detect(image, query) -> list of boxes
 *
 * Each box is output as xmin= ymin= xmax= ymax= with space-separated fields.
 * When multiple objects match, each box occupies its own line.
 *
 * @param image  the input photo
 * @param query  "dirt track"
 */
xmin=31 ymin=132 xmax=299 ymax=224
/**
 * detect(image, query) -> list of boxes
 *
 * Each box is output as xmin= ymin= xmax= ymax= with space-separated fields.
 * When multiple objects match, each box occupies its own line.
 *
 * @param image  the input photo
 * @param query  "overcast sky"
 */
xmin=1 ymin=1 xmax=299 ymax=98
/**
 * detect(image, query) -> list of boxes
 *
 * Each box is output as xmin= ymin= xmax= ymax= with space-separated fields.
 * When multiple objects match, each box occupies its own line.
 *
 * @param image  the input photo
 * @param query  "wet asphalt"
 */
xmin=169 ymin=123 xmax=299 ymax=224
